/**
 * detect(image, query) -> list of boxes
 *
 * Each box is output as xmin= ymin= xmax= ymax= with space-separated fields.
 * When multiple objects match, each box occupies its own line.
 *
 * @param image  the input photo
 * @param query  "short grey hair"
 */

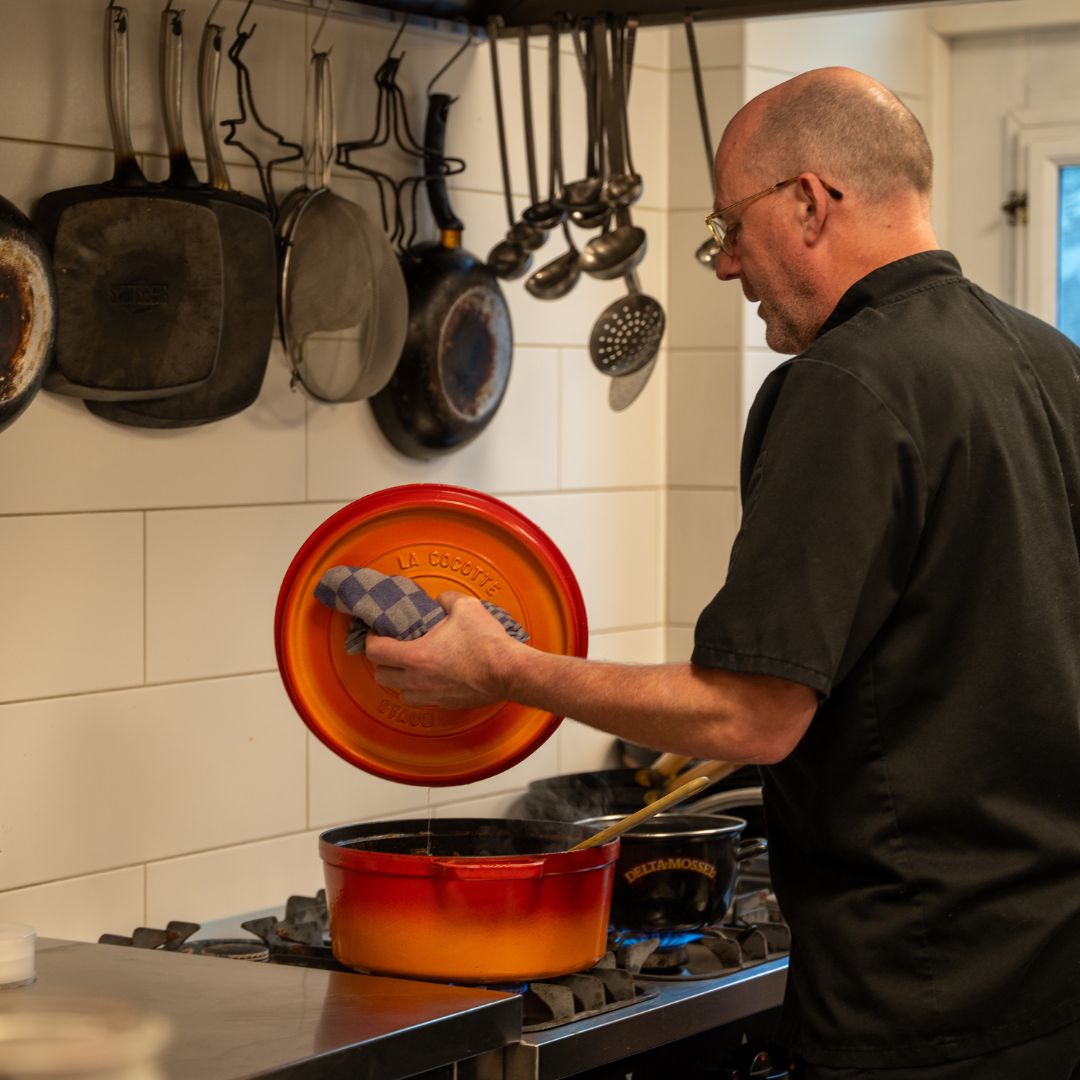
xmin=748 ymin=78 xmax=933 ymax=203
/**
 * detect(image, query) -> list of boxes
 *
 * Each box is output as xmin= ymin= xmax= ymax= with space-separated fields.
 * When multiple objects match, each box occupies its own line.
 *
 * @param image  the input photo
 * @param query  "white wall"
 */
xmin=662 ymin=6 xmax=933 ymax=661
xmin=0 ymin=0 xmax=669 ymax=939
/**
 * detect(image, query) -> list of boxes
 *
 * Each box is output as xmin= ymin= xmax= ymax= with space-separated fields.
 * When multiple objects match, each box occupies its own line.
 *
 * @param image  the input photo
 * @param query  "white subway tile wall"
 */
xmin=0 ymin=0 xmax=933 ymax=940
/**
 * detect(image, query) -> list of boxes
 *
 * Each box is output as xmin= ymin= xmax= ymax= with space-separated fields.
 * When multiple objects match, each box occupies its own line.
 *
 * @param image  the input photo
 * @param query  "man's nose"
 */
xmin=714 ymin=248 xmax=741 ymax=281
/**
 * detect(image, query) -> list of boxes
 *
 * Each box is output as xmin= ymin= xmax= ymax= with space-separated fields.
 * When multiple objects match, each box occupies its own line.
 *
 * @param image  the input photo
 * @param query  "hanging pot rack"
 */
xmin=327 ymin=0 xmax=946 ymax=33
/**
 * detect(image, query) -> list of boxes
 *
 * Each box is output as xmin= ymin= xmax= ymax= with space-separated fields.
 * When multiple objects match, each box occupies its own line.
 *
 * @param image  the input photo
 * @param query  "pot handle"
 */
xmin=431 ymin=857 xmax=546 ymax=881
xmin=736 ymin=838 xmax=769 ymax=862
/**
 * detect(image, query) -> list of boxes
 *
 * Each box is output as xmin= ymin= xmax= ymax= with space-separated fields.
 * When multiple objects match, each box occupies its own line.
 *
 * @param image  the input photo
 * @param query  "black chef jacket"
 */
xmin=692 ymin=251 xmax=1080 ymax=1068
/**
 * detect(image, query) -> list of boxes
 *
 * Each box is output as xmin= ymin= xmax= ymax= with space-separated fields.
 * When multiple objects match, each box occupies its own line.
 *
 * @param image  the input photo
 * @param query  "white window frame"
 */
xmin=1006 ymin=106 xmax=1080 ymax=328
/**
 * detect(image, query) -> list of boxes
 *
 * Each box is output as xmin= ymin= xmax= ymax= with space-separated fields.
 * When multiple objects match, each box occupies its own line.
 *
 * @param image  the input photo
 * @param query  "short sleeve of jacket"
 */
xmin=692 ymin=358 xmax=927 ymax=696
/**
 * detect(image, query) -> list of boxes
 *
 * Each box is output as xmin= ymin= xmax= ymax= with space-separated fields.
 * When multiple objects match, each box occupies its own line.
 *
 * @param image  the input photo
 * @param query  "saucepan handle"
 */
xmin=736 ymin=838 xmax=769 ymax=862
xmin=431 ymin=857 xmax=546 ymax=881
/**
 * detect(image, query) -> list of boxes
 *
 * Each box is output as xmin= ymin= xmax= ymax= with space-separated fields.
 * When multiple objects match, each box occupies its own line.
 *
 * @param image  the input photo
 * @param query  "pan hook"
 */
xmin=426 ymin=20 xmax=474 ymax=99
xmin=205 ymin=0 xmax=223 ymax=26
xmin=310 ymin=0 xmax=334 ymax=54
xmin=385 ymin=13 xmax=409 ymax=62
xmin=236 ymin=0 xmax=256 ymax=37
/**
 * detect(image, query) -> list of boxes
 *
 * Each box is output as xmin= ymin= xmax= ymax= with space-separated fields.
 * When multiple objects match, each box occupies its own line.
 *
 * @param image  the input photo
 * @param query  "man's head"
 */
xmin=711 ymin=67 xmax=938 ymax=354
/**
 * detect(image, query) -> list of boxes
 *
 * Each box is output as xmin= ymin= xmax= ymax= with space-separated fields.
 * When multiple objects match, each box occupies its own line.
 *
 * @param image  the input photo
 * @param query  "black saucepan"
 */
xmin=577 ymin=812 xmax=767 ymax=932
xmin=0 ymin=194 xmax=55 ymax=433
xmin=519 ymin=765 xmax=765 ymax=832
xmin=369 ymin=93 xmax=512 ymax=459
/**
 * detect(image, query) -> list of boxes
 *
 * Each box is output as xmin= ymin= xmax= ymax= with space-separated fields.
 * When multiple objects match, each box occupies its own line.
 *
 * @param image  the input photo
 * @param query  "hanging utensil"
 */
xmin=569 ymin=776 xmax=711 ymax=851
xmin=0 ymin=195 xmax=55 ymax=433
xmin=602 ymin=17 xmax=642 ymax=209
xmin=589 ymin=269 xmax=664 ymax=377
xmin=526 ymin=20 xmax=581 ymax=301
xmin=561 ymin=21 xmax=604 ymax=214
xmin=603 ymin=29 xmax=664 ymax=409
xmin=486 ymin=16 xmax=534 ymax=280
xmin=279 ymin=39 xmax=408 ymax=403
xmin=526 ymin=222 xmax=581 ymax=301
xmin=34 ymin=2 xmax=225 ymax=402
xmin=520 ymin=25 xmax=564 ymax=231
xmin=510 ymin=27 xmax=552 ymax=246
xmin=88 ymin=5 xmax=278 ymax=427
xmin=687 ymin=14 xmax=720 ymax=270
xmin=580 ymin=19 xmax=645 ymax=281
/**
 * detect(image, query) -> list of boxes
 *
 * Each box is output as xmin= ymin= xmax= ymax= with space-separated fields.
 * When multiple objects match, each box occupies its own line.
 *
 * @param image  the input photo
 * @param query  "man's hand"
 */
xmin=366 ymin=591 xmax=526 ymax=710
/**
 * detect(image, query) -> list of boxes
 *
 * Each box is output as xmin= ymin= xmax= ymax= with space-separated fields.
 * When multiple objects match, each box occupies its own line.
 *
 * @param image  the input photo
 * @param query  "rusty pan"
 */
xmin=369 ymin=93 xmax=512 ymax=460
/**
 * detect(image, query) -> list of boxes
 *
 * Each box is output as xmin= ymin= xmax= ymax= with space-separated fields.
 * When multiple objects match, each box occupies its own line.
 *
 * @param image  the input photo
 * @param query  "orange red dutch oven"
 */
xmin=320 ymin=818 xmax=619 ymax=983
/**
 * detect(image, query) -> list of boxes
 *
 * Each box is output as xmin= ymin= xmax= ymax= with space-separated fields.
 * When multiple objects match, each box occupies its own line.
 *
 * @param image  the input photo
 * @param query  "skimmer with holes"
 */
xmin=588 ymin=272 xmax=665 ymax=376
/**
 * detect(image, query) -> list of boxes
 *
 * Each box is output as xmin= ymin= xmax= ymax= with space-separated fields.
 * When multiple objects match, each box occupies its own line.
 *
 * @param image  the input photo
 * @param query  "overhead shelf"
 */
xmin=341 ymin=0 xmax=941 ymax=31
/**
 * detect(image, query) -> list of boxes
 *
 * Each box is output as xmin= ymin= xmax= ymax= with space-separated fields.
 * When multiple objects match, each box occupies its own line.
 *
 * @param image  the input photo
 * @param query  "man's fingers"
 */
xmin=437 ymin=589 xmax=473 ymax=613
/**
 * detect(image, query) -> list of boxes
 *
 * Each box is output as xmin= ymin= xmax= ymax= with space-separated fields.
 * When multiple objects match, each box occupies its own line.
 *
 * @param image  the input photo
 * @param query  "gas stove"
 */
xmin=91 ymin=884 xmax=790 ymax=1078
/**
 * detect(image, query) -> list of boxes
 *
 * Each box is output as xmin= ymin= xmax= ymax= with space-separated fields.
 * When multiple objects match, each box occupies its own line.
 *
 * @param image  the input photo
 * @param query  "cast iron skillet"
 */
xmin=33 ymin=4 xmax=224 ymax=402
xmin=87 ymin=13 xmax=276 ymax=427
xmin=369 ymin=93 xmax=512 ymax=459
xmin=0 ymin=195 xmax=55 ymax=433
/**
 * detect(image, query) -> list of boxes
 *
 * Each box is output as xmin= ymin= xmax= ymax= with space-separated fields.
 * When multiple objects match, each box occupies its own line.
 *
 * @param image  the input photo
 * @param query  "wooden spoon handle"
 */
xmin=570 ymin=775 xmax=712 ymax=851
xmin=660 ymin=760 xmax=742 ymax=796
xmin=633 ymin=752 xmax=691 ymax=787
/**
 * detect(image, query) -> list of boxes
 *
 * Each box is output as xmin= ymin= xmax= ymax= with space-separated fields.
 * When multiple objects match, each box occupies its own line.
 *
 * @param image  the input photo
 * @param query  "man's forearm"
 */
xmin=500 ymin=648 xmax=816 ymax=765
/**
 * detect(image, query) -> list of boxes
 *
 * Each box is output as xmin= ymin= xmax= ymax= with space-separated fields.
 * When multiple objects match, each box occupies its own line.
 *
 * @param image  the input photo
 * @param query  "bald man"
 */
xmin=368 ymin=68 xmax=1080 ymax=1078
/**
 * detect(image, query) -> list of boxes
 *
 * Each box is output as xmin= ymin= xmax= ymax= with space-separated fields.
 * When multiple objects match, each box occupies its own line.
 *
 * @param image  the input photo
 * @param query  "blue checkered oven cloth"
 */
xmin=314 ymin=566 xmax=530 ymax=655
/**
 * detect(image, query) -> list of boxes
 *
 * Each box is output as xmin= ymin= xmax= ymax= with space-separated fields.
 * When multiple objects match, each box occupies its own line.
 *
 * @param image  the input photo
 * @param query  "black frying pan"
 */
xmin=87 ymin=10 xmax=275 ymax=427
xmin=0 ymin=195 xmax=56 ymax=433
xmin=369 ymin=93 xmax=512 ymax=459
xmin=516 ymin=765 xmax=765 ymax=832
xmin=33 ymin=4 xmax=224 ymax=402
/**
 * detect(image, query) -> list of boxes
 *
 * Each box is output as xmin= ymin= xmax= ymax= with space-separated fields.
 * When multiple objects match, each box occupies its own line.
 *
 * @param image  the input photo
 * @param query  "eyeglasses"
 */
xmin=705 ymin=175 xmax=844 ymax=257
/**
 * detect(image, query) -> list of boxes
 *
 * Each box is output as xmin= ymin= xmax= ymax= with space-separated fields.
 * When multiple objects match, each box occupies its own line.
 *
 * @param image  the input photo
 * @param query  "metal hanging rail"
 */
xmin=339 ymin=0 xmax=943 ymax=32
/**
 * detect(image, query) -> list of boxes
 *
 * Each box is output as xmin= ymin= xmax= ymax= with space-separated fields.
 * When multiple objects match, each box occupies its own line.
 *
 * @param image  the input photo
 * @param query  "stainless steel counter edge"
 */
xmin=500 ymin=957 xmax=789 ymax=1080
xmin=27 ymin=939 xmax=523 ymax=1080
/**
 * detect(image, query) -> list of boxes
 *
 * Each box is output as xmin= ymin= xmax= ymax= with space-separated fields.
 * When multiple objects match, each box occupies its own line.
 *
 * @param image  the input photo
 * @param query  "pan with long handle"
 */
xmin=278 ymin=49 xmax=408 ymax=403
xmin=0 ymin=195 xmax=56 ymax=433
xmin=369 ymin=93 xmax=512 ymax=459
xmin=33 ymin=3 xmax=224 ymax=402
xmin=87 ymin=10 xmax=277 ymax=427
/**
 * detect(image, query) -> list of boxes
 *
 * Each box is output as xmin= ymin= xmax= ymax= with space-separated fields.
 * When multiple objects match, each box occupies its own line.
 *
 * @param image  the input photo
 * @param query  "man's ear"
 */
xmin=796 ymin=174 xmax=829 ymax=245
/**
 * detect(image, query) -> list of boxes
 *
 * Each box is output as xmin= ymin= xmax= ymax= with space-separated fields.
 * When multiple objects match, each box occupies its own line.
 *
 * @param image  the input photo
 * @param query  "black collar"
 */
xmin=816 ymin=250 xmax=964 ymax=339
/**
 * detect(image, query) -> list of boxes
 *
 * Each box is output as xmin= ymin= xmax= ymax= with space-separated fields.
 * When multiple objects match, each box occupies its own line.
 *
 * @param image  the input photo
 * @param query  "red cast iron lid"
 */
xmin=275 ymin=484 xmax=588 ymax=786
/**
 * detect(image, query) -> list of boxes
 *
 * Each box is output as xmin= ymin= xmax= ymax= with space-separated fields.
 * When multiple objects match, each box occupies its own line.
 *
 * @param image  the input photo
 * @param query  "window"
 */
xmin=1006 ymin=109 xmax=1080 ymax=343
xmin=1059 ymin=164 xmax=1080 ymax=345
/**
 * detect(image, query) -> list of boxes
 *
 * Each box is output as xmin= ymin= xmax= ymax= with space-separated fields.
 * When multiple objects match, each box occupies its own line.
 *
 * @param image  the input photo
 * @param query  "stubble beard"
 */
xmin=759 ymin=269 xmax=821 ymax=355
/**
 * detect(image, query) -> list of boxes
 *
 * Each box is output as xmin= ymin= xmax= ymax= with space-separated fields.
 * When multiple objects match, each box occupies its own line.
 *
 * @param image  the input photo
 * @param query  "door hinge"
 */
xmin=1002 ymin=190 xmax=1029 ymax=225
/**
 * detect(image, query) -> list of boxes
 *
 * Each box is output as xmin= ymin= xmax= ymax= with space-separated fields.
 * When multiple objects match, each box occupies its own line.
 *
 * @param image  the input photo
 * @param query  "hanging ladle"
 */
xmin=527 ymin=20 xmax=581 ymax=301
xmin=568 ymin=45 xmax=611 ymax=232
xmin=560 ymin=19 xmax=605 ymax=216
xmin=602 ymin=16 xmax=642 ymax=209
xmin=580 ymin=18 xmax=645 ymax=280
xmin=519 ymin=25 xmax=563 ymax=232
xmin=686 ymin=13 xmax=720 ymax=270
xmin=485 ymin=16 xmax=534 ymax=279
xmin=569 ymin=775 xmax=711 ymax=851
